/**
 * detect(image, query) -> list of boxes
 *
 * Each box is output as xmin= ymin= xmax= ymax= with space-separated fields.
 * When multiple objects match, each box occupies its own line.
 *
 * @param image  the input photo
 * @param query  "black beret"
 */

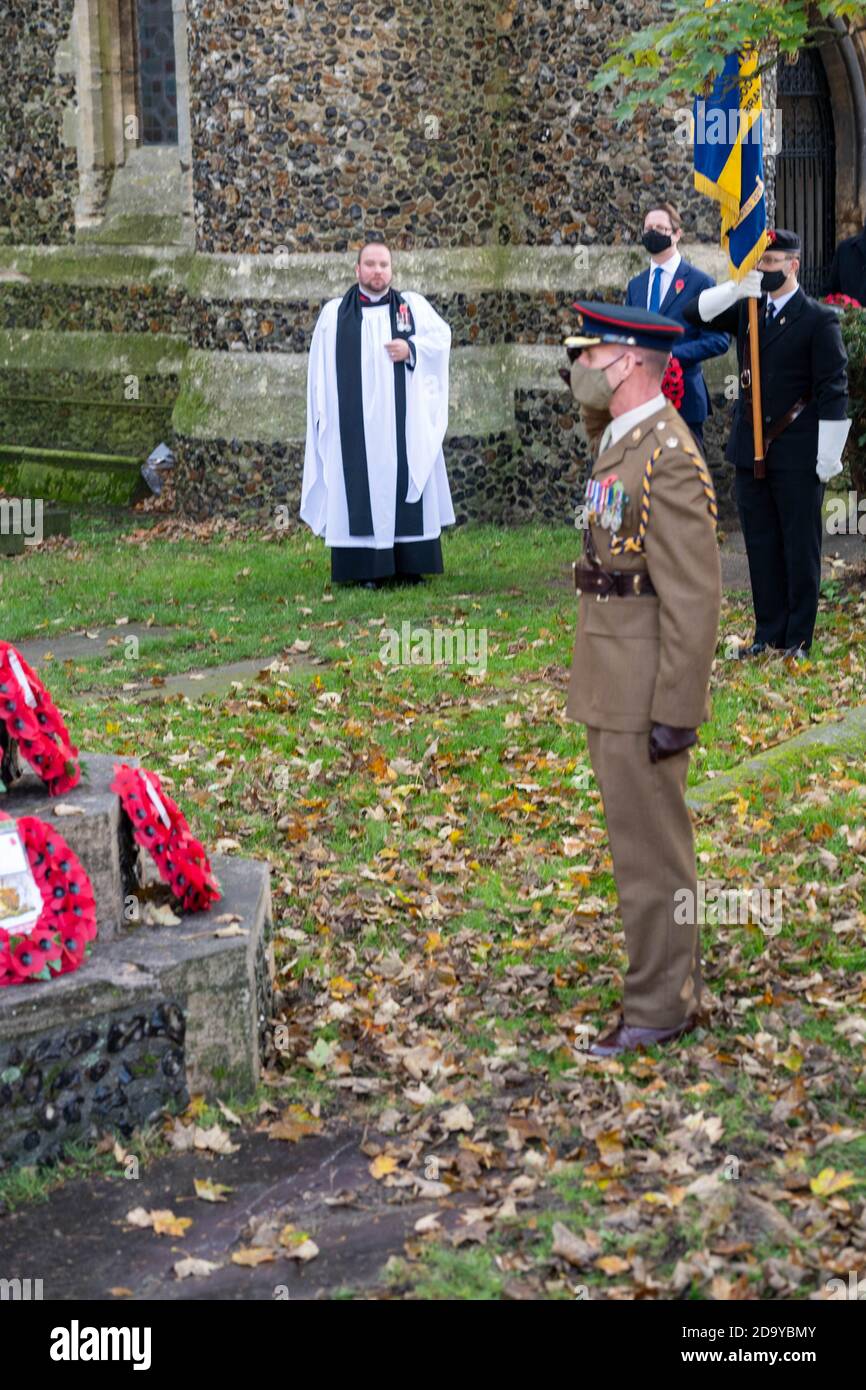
xmin=767 ymin=228 xmax=801 ymax=252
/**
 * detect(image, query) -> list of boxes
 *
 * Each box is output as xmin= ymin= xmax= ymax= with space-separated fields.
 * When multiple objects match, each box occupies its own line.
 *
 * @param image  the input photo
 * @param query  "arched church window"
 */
xmin=136 ymin=0 xmax=179 ymax=145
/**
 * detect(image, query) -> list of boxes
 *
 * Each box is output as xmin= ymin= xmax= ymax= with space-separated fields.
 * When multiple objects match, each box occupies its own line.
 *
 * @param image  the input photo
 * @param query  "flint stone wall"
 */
xmin=0 ymin=0 xmax=78 ymax=246
xmin=187 ymin=0 xmax=725 ymax=256
xmin=0 ymin=241 xmax=740 ymax=522
xmin=3 ymin=0 xmax=779 ymax=256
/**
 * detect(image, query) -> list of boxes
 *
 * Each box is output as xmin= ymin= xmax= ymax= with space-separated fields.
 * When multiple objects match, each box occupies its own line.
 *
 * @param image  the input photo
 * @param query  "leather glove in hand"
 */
xmin=649 ymin=723 xmax=698 ymax=764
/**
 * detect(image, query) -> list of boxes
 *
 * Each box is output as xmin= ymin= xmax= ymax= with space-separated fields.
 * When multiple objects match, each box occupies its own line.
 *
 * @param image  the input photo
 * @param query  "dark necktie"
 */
xmin=649 ymin=267 xmax=662 ymax=313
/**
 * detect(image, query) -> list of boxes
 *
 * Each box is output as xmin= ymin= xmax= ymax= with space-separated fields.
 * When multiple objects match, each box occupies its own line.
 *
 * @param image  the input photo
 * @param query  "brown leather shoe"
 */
xmin=588 ymin=1016 xmax=697 ymax=1058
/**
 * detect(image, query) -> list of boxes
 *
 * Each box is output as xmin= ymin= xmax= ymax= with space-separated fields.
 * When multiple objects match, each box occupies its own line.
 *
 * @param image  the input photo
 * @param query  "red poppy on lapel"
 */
xmin=674 ymin=278 xmax=685 ymax=295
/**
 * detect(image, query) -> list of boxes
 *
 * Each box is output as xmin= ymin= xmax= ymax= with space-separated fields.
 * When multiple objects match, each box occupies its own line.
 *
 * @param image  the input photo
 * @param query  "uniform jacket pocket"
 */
xmin=567 ymin=596 xmax=661 ymax=729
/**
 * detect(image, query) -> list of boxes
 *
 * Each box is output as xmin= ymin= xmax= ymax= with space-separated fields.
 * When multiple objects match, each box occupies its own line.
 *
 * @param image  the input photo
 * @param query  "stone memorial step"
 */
xmin=0 ymin=855 xmax=274 ymax=1169
xmin=0 ymin=754 xmax=275 ymax=1168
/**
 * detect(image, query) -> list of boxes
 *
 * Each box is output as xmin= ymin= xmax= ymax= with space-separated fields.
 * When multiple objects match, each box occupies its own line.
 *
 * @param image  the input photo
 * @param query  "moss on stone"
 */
xmin=0 ymin=329 xmax=189 ymax=377
xmin=79 ymin=213 xmax=188 ymax=248
xmin=170 ymin=381 xmax=213 ymax=438
xmin=171 ymin=340 xmax=568 ymax=446
xmin=0 ymin=242 xmax=730 ymax=302
xmin=0 ymin=245 xmax=193 ymax=290
xmin=0 ymin=451 xmax=146 ymax=506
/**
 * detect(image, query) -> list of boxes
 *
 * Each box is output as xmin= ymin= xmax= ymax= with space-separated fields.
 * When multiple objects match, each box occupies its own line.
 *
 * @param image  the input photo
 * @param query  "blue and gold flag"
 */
xmin=693 ymin=46 xmax=768 ymax=279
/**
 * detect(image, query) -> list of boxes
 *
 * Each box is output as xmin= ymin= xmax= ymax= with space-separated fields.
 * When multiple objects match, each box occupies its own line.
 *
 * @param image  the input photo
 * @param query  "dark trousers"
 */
xmin=734 ymin=465 xmax=825 ymax=650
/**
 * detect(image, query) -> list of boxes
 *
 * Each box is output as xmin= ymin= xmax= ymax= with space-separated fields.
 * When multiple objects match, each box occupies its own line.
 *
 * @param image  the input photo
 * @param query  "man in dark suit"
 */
xmin=626 ymin=202 xmax=729 ymax=451
xmin=824 ymin=221 xmax=866 ymax=305
xmin=683 ymin=229 xmax=850 ymax=660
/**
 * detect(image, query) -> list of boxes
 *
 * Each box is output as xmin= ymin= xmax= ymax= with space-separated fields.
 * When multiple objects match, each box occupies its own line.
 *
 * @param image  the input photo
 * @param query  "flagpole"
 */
xmin=693 ymin=41 xmax=768 ymax=481
xmin=748 ymin=297 xmax=765 ymax=479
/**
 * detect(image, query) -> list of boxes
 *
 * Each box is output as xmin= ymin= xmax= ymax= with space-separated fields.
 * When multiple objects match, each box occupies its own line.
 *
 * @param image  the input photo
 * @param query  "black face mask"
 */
xmin=761 ymin=268 xmax=788 ymax=293
xmin=642 ymin=229 xmax=672 ymax=255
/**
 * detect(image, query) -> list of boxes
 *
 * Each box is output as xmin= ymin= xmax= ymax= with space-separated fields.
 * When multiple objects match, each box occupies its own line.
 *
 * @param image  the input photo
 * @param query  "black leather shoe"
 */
xmin=782 ymin=644 xmax=809 ymax=663
xmin=588 ymin=1016 xmax=697 ymax=1058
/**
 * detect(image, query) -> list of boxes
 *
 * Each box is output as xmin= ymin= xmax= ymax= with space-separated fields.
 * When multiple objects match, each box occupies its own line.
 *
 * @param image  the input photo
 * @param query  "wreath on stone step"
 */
xmin=0 ymin=812 xmax=97 ymax=987
xmin=111 ymin=763 xmax=221 ymax=914
xmin=0 ymin=642 xmax=81 ymax=796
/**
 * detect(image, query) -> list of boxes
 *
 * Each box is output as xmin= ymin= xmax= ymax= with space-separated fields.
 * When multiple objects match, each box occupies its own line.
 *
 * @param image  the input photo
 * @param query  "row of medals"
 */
xmin=586 ymin=475 xmax=626 ymax=532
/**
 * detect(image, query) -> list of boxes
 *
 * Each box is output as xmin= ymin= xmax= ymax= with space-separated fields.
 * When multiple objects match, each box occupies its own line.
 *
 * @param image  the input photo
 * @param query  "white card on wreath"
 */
xmin=0 ymin=821 xmax=44 ymax=935
xmin=8 ymin=650 xmax=38 ymax=708
xmin=142 ymin=773 xmax=172 ymax=829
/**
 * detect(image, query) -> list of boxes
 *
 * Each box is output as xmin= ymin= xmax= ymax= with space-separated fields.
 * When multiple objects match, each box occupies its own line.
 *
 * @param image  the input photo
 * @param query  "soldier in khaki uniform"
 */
xmin=564 ymin=302 xmax=722 ymax=1058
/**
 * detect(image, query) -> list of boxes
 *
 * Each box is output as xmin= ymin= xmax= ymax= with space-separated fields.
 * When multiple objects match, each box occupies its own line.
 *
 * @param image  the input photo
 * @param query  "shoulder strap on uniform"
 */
xmin=609 ymin=441 xmax=718 ymax=556
xmin=683 ymin=444 xmax=719 ymax=529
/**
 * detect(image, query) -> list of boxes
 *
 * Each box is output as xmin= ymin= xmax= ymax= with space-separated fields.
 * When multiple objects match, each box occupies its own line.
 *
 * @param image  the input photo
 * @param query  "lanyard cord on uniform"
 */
xmin=609 ymin=445 xmax=718 ymax=556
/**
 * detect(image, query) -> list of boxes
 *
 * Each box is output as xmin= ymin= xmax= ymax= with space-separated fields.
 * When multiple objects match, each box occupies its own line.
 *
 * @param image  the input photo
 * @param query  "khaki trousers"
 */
xmin=586 ymin=726 xmax=702 ymax=1029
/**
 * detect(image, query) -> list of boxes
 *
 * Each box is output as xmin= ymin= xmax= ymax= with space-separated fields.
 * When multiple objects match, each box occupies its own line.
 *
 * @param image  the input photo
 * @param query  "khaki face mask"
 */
xmin=569 ymin=353 xmax=628 ymax=410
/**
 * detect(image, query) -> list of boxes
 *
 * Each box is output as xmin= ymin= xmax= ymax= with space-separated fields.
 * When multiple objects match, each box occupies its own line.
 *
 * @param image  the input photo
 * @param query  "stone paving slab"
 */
xmin=0 ymin=1125 xmax=471 ymax=1300
xmin=719 ymin=529 xmax=863 ymax=593
xmin=13 ymin=626 xmax=177 ymax=668
xmin=688 ymin=704 xmax=866 ymax=811
xmin=111 ymin=655 xmax=305 ymax=703
xmin=10 ymin=630 xmax=314 ymax=703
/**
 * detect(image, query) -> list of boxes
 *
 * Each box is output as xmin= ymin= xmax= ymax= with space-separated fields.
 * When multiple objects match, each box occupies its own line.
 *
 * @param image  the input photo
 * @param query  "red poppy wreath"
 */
xmin=824 ymin=292 xmax=863 ymax=310
xmin=0 ymin=811 xmax=97 ymax=987
xmin=111 ymin=764 xmax=220 ymax=913
xmin=0 ymin=641 xmax=80 ymax=795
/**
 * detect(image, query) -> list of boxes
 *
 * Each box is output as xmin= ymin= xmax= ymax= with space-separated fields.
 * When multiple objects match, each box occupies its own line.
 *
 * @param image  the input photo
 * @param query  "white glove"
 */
xmin=697 ymin=270 xmax=763 ymax=322
xmin=816 ymin=418 xmax=851 ymax=482
xmin=817 ymin=458 xmax=842 ymax=482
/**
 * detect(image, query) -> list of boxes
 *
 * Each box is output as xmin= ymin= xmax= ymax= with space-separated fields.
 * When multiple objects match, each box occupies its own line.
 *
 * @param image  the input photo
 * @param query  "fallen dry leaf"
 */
xmin=194 ymin=1177 xmax=234 ymax=1203
xmin=267 ymin=1105 xmax=323 ymax=1143
xmin=174 ymin=1257 xmax=221 ymax=1280
xmin=231 ymin=1248 xmax=275 ymax=1267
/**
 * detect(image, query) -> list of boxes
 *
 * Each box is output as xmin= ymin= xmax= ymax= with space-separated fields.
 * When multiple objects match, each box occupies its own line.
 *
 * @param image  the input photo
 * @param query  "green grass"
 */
xmin=1 ymin=514 xmax=865 ymax=1300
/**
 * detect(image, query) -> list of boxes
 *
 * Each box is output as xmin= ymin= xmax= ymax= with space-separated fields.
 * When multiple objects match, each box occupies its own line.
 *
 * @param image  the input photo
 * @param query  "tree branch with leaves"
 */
xmin=592 ymin=1 xmax=866 ymax=118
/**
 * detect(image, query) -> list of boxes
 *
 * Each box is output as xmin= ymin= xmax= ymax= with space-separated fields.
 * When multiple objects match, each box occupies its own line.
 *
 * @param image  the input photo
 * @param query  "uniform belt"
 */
xmin=740 ymin=385 xmax=812 ymax=457
xmin=763 ymin=394 xmax=811 ymax=449
xmin=572 ymin=564 xmax=656 ymax=597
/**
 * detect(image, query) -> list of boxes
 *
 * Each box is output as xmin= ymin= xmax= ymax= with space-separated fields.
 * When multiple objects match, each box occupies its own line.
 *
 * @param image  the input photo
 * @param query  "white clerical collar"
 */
xmin=608 ymin=393 xmax=668 ymax=446
xmin=648 ymin=250 xmax=681 ymax=281
xmin=767 ymin=283 xmax=798 ymax=314
xmin=361 ymin=287 xmax=390 ymax=302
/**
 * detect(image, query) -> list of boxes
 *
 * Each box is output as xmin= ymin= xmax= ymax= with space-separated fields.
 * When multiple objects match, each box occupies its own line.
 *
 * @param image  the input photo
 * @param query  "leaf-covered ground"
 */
xmin=1 ymin=518 xmax=865 ymax=1300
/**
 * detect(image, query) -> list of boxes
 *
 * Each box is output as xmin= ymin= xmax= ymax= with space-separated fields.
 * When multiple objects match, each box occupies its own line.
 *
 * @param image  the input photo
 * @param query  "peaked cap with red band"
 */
xmin=564 ymin=300 xmax=685 ymax=353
